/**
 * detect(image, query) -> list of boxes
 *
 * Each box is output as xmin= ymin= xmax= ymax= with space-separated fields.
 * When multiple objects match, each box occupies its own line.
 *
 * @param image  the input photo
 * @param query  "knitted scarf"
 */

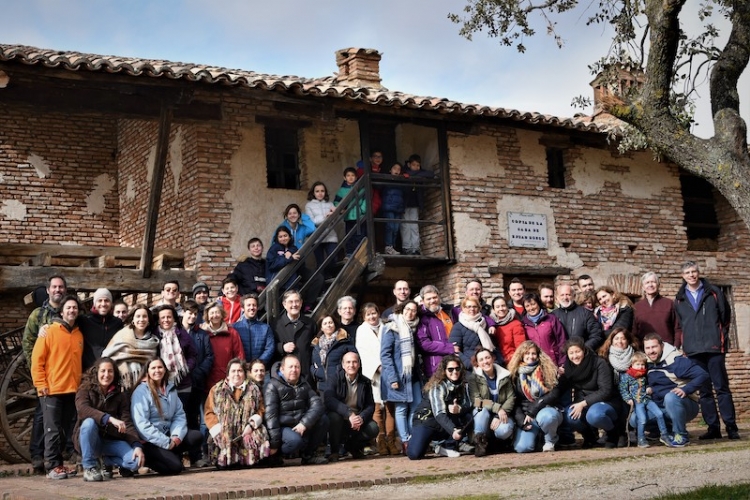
xmin=598 ymin=305 xmax=618 ymax=331
xmin=317 ymin=332 xmax=336 ymax=365
xmin=564 ymin=348 xmax=597 ymax=385
xmin=393 ymin=313 xmax=419 ymax=377
xmin=159 ymin=326 xmax=188 ymax=385
xmin=458 ymin=311 xmax=495 ymax=350
xmin=490 ymin=308 xmax=516 ymax=327
xmin=626 ymin=366 xmax=647 ymax=379
xmin=608 ymin=345 xmax=634 ymax=373
xmin=518 ymin=361 xmax=548 ymax=402
xmin=210 ymin=379 xmax=270 ymax=467
xmin=102 ymin=327 xmax=159 ymax=390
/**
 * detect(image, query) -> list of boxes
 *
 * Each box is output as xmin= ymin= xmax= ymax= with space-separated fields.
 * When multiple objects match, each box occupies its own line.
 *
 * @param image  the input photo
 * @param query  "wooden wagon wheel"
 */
xmin=0 ymin=352 xmax=35 ymax=463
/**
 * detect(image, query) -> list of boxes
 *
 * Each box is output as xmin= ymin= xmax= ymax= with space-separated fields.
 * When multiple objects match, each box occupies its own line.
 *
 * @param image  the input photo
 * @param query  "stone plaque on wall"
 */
xmin=507 ymin=212 xmax=548 ymax=248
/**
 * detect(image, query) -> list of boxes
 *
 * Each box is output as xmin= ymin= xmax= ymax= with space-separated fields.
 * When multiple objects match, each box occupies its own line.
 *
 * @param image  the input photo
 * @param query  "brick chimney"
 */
xmin=590 ymin=64 xmax=644 ymax=114
xmin=334 ymin=48 xmax=383 ymax=89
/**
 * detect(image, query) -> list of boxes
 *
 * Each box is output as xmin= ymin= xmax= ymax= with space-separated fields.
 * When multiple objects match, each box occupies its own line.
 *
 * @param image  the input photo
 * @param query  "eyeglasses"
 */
xmin=446 ymin=367 xmax=461 ymax=373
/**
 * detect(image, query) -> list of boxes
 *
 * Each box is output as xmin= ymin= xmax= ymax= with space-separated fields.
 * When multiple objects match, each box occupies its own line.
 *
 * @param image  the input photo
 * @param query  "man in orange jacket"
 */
xmin=32 ymin=295 xmax=84 ymax=480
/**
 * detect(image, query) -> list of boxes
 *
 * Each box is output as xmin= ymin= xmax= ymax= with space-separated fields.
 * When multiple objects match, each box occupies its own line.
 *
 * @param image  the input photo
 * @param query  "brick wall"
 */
xmin=0 ymin=101 xmax=119 ymax=246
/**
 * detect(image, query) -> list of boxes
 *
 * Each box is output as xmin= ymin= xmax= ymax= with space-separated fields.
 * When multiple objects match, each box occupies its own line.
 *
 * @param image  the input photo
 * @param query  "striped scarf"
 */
xmin=518 ymin=361 xmax=548 ymax=402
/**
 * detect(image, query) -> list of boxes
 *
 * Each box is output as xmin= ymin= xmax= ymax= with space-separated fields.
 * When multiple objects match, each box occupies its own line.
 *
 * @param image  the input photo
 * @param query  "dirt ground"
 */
xmin=1 ymin=436 xmax=748 ymax=500
xmin=277 ymin=443 xmax=750 ymax=500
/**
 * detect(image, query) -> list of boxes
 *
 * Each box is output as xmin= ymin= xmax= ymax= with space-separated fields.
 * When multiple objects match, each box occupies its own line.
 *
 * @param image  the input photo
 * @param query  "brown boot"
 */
xmin=474 ymin=433 xmax=489 ymax=457
xmin=377 ymin=435 xmax=390 ymax=455
xmin=387 ymin=434 xmax=401 ymax=455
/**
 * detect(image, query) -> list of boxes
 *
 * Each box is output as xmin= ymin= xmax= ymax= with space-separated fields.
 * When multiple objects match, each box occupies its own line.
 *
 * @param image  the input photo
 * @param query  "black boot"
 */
xmin=474 ymin=433 xmax=489 ymax=457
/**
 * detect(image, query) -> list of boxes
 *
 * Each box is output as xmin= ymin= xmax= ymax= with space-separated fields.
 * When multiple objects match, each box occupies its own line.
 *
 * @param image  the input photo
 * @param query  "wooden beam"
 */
xmin=488 ymin=266 xmax=572 ymax=276
xmin=0 ymin=84 xmax=221 ymax=121
xmin=0 ymin=244 xmax=183 ymax=260
xmin=0 ymin=266 xmax=196 ymax=293
xmin=140 ymin=104 xmax=173 ymax=278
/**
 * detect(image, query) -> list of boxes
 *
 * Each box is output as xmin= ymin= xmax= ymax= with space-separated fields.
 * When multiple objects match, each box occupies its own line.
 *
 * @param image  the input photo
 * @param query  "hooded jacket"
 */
xmin=263 ymin=361 xmax=324 ymax=449
xmin=230 ymin=256 xmax=267 ymax=295
xmin=468 ymin=364 xmax=515 ymax=415
xmin=646 ymin=342 xmax=709 ymax=405
xmin=674 ymin=278 xmax=730 ymax=355
xmin=278 ymin=213 xmax=316 ymax=249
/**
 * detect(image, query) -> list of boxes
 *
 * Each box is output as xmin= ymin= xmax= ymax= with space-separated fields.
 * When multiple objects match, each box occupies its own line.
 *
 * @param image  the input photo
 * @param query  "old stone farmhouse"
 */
xmin=0 ymin=44 xmax=748 ymax=417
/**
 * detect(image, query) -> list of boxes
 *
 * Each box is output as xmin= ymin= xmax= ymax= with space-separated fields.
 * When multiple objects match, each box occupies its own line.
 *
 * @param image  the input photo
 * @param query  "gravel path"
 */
xmin=279 ymin=444 xmax=750 ymax=499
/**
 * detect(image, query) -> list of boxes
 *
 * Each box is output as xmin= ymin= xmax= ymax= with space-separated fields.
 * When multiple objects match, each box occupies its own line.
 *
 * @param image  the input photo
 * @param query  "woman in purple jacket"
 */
xmin=520 ymin=293 xmax=567 ymax=370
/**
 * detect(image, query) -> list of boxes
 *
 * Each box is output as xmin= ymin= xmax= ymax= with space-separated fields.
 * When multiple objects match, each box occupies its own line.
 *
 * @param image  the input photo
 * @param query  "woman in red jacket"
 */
xmin=490 ymin=296 xmax=527 ymax=365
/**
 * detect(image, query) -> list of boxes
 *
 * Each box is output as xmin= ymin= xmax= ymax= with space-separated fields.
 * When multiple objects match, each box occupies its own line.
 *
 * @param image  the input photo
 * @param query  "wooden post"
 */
xmin=140 ymin=104 xmax=173 ymax=278
xmin=437 ymin=122 xmax=455 ymax=261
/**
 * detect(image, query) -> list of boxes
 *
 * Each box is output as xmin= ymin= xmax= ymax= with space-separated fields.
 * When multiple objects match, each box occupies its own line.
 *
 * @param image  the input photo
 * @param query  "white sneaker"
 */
xmin=434 ymin=445 xmax=460 ymax=458
xmin=384 ymin=246 xmax=400 ymax=255
xmin=542 ymin=442 xmax=556 ymax=452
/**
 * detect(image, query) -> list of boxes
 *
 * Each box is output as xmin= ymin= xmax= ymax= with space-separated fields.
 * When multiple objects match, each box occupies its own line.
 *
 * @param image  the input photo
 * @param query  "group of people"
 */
xmin=23 ymin=259 xmax=740 ymax=481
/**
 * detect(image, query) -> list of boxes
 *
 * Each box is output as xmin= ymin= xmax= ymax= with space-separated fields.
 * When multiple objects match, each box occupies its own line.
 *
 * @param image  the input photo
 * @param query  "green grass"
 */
xmin=653 ymin=483 xmax=750 ymax=499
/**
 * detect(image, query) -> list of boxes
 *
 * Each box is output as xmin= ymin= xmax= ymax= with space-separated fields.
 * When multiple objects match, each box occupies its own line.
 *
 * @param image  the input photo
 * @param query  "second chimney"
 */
xmin=334 ymin=48 xmax=383 ymax=89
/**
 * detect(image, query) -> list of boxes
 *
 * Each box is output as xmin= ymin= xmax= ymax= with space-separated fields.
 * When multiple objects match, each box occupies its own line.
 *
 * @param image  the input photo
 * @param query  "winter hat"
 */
xmin=192 ymin=282 xmax=209 ymax=295
xmin=93 ymin=288 xmax=113 ymax=302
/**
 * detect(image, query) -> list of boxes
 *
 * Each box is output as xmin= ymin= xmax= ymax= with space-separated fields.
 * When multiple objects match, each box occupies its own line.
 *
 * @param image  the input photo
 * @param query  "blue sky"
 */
xmin=3 ymin=0 xmax=747 ymax=138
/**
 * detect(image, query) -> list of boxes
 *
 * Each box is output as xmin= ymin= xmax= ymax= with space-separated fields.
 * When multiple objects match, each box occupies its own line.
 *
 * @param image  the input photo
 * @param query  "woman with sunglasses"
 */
xmin=406 ymin=354 xmax=472 ymax=460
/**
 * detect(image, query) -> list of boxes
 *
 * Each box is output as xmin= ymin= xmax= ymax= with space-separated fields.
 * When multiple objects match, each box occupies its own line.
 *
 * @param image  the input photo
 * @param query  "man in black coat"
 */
xmin=274 ymin=290 xmax=317 ymax=378
xmin=552 ymin=284 xmax=604 ymax=351
xmin=79 ymin=288 xmax=123 ymax=370
xmin=264 ymin=355 xmax=329 ymax=465
xmin=324 ymin=352 xmax=378 ymax=461
xmin=674 ymin=261 xmax=739 ymax=440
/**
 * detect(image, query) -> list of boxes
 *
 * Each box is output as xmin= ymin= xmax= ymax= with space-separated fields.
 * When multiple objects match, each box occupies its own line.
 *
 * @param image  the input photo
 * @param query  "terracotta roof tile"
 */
xmin=0 ymin=43 xmax=622 ymax=134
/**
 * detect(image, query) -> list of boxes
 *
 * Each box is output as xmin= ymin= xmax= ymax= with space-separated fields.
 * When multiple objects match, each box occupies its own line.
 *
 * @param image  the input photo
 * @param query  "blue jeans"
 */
xmin=633 ymin=401 xmax=668 ymax=440
xmin=407 ymin=424 xmax=453 ymax=460
xmin=280 ymin=414 xmax=329 ymax=457
xmin=392 ymin=381 xmax=422 ymax=443
xmin=79 ymin=418 xmax=140 ymax=471
xmin=631 ymin=393 xmax=698 ymax=439
xmin=513 ymin=407 xmax=563 ymax=453
xmin=564 ymin=401 xmax=618 ymax=435
xmin=382 ymin=211 xmax=403 ymax=247
xmin=473 ymin=408 xmax=514 ymax=440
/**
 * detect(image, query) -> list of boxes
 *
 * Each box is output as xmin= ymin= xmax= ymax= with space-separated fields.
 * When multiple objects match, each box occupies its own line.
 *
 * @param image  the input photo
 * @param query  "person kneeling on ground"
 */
xmin=407 ymin=354 xmax=472 ymax=460
xmin=324 ymin=352 xmax=379 ymax=461
xmin=264 ymin=355 xmax=329 ymax=465
xmin=468 ymin=347 xmax=515 ymax=456
xmin=508 ymin=341 xmax=563 ymax=453
xmin=131 ymin=357 xmax=203 ymax=475
xmin=75 ymin=357 xmax=144 ymax=481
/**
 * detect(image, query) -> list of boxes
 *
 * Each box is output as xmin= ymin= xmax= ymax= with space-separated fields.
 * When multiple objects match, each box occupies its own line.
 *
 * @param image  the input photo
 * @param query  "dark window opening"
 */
xmin=368 ymin=122 xmax=397 ymax=168
xmin=546 ymin=148 xmax=566 ymax=189
xmin=266 ymin=127 xmax=300 ymax=189
xmin=680 ymin=173 xmax=719 ymax=251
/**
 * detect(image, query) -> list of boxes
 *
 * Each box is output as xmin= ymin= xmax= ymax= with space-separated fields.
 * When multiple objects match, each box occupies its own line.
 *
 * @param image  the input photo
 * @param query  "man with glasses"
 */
xmin=151 ymin=280 xmax=183 ymax=317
